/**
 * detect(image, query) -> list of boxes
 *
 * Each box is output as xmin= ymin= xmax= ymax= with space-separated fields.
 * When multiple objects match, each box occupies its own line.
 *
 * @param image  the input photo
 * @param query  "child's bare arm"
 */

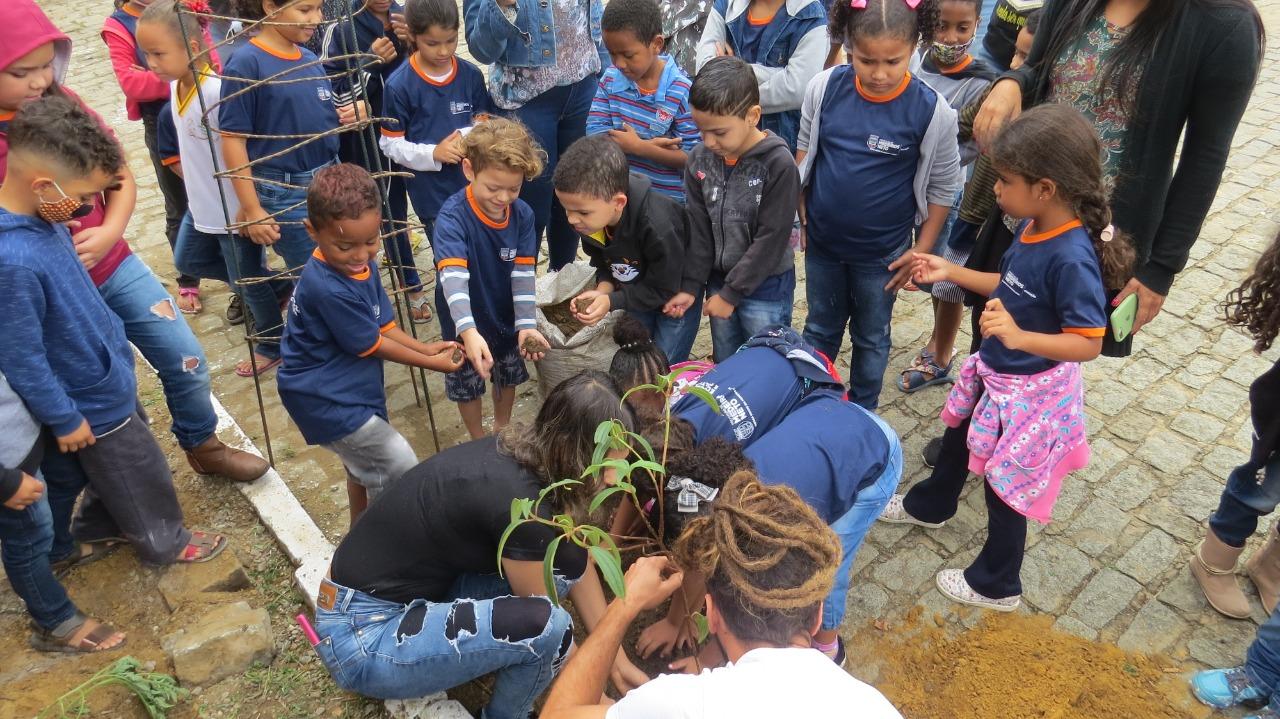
xmin=980 ymin=298 xmax=1103 ymax=363
xmin=372 ymin=331 xmax=464 ymax=372
xmin=72 ymin=162 xmax=138 ymax=270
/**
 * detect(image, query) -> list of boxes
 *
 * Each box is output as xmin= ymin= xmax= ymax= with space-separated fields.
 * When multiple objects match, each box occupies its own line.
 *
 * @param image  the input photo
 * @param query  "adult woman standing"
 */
xmin=311 ymin=371 xmax=647 ymax=719
xmin=884 ymin=0 xmax=1263 ymax=604
xmin=462 ymin=0 xmax=607 ymax=269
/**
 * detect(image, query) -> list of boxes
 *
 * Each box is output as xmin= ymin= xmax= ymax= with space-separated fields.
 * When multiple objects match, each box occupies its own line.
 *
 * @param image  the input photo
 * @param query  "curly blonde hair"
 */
xmin=461 ymin=117 xmax=547 ymax=180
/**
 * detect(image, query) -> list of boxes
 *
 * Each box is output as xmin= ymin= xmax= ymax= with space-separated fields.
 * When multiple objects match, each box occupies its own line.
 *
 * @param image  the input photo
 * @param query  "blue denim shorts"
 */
xmin=445 ymin=344 xmax=529 ymax=403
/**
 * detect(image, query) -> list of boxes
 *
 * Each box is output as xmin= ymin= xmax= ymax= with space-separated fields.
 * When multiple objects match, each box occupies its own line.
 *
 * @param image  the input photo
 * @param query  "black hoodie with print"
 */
xmin=579 ymin=174 xmax=687 ymax=313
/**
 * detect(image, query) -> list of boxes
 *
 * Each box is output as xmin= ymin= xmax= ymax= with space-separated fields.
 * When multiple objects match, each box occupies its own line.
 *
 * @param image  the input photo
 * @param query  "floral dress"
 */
xmin=489 ymin=0 xmax=601 ymax=109
xmin=1046 ymin=14 xmax=1144 ymax=188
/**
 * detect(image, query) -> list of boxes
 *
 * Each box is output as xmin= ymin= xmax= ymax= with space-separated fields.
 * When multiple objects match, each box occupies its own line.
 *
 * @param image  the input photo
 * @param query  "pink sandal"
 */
xmin=178 ymin=287 xmax=202 ymax=314
xmin=235 ymin=355 xmax=283 ymax=378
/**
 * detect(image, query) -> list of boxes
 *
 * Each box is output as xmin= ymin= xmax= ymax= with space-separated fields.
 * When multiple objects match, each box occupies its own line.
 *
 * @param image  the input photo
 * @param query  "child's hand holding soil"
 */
xmin=572 ymin=291 xmax=611 ymax=325
xmin=518 ymin=329 xmax=550 ymax=360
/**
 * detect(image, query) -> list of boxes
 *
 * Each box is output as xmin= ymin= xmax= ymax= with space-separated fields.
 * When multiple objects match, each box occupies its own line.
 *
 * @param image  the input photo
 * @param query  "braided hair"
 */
xmin=609 ymin=315 xmax=670 ymax=397
xmin=828 ymin=0 xmax=940 ymax=50
xmin=1221 ymin=229 xmax=1280 ymax=353
xmin=675 ymin=471 xmax=841 ymax=646
xmin=989 ymin=103 xmax=1135 ymax=289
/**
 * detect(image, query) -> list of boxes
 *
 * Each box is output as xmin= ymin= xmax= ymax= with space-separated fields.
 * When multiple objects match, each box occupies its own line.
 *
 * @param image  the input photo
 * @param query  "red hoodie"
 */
xmin=102 ymin=3 xmax=223 ymax=122
xmin=1 ymin=0 xmax=132 ymax=286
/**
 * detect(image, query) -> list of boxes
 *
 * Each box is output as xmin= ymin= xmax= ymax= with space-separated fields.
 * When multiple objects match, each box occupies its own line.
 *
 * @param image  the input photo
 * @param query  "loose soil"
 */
xmin=543 ymin=299 xmax=585 ymax=340
xmin=848 ymin=607 xmax=1207 ymax=719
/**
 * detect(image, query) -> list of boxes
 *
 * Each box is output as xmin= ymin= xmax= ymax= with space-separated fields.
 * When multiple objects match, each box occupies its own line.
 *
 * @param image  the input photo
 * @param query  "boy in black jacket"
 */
xmin=554 ymin=135 xmax=698 ymax=362
xmin=664 ymin=57 xmax=800 ymax=362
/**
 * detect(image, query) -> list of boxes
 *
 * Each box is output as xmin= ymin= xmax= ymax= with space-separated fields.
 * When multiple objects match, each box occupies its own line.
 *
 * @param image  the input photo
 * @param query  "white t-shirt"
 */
xmin=606 ymin=647 xmax=903 ymax=719
xmin=158 ymin=74 xmax=240 ymax=234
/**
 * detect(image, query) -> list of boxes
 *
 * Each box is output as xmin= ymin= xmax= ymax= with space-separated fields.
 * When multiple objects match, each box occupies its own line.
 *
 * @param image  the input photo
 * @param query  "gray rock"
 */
xmin=157 ymin=553 xmax=251 ymax=613
xmin=1053 ymin=615 xmax=1099 ymax=641
xmin=1065 ymin=569 xmax=1141 ymax=630
xmin=1135 ymin=433 xmax=1198 ymax=475
xmin=1157 ymin=569 xmax=1209 ymax=614
xmin=1115 ymin=529 xmax=1182 ymax=585
xmin=1118 ymin=600 xmax=1187 ymax=654
xmin=1094 ymin=466 xmax=1158 ymax=511
xmin=872 ymin=544 xmax=946 ymax=594
xmin=1063 ymin=500 xmax=1130 ymax=557
xmin=162 ymin=602 xmax=274 ymax=687
xmin=1020 ymin=541 xmax=1093 ymax=613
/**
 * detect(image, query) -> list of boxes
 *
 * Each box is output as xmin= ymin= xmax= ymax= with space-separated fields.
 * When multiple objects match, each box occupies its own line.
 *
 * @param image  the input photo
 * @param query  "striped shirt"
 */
xmin=586 ymin=56 xmax=700 ymax=201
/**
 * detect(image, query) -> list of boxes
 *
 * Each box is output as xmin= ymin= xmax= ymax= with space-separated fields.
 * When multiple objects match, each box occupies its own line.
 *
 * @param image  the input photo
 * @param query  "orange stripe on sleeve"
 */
xmin=161 ymin=155 xmax=181 ymax=166
xmin=1062 ymin=327 xmax=1106 ymax=338
xmin=380 ymin=128 xmax=405 ymax=137
xmin=514 ymin=256 xmax=535 ymax=265
xmin=358 ymin=336 xmax=384 ymax=357
xmin=437 ymin=258 xmax=468 ymax=270
xmin=380 ymin=320 xmax=397 ymax=333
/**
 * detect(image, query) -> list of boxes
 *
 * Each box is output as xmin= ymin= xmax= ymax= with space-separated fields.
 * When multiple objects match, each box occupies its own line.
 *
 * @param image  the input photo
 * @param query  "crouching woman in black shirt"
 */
xmin=313 ymin=371 xmax=648 ymax=718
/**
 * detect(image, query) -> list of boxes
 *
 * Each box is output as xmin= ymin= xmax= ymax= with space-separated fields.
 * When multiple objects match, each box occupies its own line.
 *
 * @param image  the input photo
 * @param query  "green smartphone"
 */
xmin=1111 ymin=293 xmax=1138 ymax=342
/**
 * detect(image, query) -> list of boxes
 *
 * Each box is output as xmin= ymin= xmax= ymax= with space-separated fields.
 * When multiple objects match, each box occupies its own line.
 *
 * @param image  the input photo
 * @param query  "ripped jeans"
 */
xmin=96 ymin=254 xmax=217 ymax=450
xmin=313 ymin=574 xmax=574 ymax=719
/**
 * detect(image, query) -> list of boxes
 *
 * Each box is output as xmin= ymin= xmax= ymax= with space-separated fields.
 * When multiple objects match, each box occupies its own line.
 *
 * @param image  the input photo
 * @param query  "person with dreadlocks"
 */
xmin=542 ymin=471 xmax=901 ymax=717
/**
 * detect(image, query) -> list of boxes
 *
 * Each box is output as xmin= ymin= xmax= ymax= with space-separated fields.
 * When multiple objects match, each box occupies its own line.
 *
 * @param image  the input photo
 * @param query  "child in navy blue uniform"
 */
xmin=278 ymin=164 xmax=462 ymax=522
xmin=694 ymin=0 xmax=828 ymax=151
xmin=0 ymin=97 xmax=224 ymax=568
xmin=667 ymin=57 xmax=800 ymax=362
xmin=884 ymin=105 xmax=1134 ymax=612
xmin=379 ymin=0 xmax=493 ymax=322
xmin=553 ymin=135 xmax=698 ymax=363
xmin=796 ymin=0 xmax=962 ymax=409
xmin=588 ymin=0 xmax=700 ymax=202
xmin=220 ymin=0 xmax=361 ymax=378
xmin=433 ymin=119 xmax=550 ymax=439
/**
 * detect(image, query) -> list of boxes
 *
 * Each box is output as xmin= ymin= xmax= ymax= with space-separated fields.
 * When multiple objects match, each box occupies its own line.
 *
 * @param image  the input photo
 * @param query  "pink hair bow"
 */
xmin=851 ymin=0 xmax=922 ymax=8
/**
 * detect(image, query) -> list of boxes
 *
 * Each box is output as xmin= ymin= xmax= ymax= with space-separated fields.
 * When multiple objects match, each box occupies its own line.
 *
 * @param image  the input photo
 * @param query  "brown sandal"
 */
xmin=51 ymin=539 xmax=125 ymax=578
xmin=30 ymin=612 xmax=126 ymax=654
xmin=175 ymin=530 xmax=228 ymax=563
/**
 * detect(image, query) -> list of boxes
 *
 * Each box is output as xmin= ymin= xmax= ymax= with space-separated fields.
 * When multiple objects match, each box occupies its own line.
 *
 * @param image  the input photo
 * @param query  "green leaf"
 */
xmin=543 ymin=535 xmax=564 ymax=605
xmin=692 ymin=612 xmax=709 ymax=643
xmin=621 ymin=383 xmax=661 ymax=404
xmin=589 ymin=545 xmax=626 ymax=599
xmin=667 ymin=365 xmax=704 ymax=381
xmin=553 ymin=513 xmax=575 ymax=529
xmin=686 ymin=386 xmax=721 ymax=414
xmin=588 ymin=484 xmax=636 ymax=514
xmin=631 ymin=459 xmax=664 ymax=474
xmin=581 ymin=457 xmax=631 ymax=480
xmin=537 ymin=478 xmax=582 ymax=504
xmin=509 ymin=497 xmax=534 ymax=525
xmin=623 ymin=431 xmax=656 ymax=463
xmin=594 ymin=419 xmax=617 ymax=445
xmin=495 ymin=519 xmax=525 ymax=577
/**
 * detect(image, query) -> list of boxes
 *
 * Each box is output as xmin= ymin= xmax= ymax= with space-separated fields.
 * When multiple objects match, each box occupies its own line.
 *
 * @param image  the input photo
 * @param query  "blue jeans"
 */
xmin=707 ymin=273 xmax=795 ymax=363
xmin=174 ymin=213 xmax=232 ymax=285
xmin=802 ymin=246 xmax=905 ymax=409
xmin=97 ymin=253 xmax=217 ymax=449
xmin=510 ymin=74 xmax=597 ymax=270
xmin=382 ymin=173 xmax=423 ymax=292
xmin=822 ymin=411 xmax=901 ymax=631
xmin=633 ymin=292 xmax=703 ymax=364
xmin=1247 ymin=603 xmax=1280 ymax=711
xmin=314 ymin=575 xmax=574 ymax=719
xmin=237 ymin=164 xmax=331 ymax=359
xmin=0 ymin=487 xmax=78 ymax=630
xmin=1210 ymin=454 xmax=1280 ymax=548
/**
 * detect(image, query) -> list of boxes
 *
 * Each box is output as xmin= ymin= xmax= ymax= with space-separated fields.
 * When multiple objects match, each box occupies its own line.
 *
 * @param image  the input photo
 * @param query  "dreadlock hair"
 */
xmin=9 ymin=96 xmax=124 ymax=178
xmin=1221 ymin=229 xmax=1280 ymax=353
xmin=462 ymin=117 xmax=546 ymax=180
xmin=609 ymin=315 xmax=670 ymax=406
xmin=676 ymin=470 xmax=841 ymax=646
xmin=500 ymin=370 xmax=635 ymax=521
xmin=989 ymin=103 xmax=1135 ymax=289
xmin=828 ymin=0 xmax=940 ymax=50
xmin=307 ymin=163 xmax=381 ymax=228
xmin=140 ymin=0 xmax=215 ymax=69
xmin=404 ymin=0 xmax=460 ymax=35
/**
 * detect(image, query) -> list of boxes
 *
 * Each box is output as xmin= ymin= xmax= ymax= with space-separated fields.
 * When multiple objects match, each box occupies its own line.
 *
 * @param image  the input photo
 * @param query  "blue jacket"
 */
xmin=696 ymin=0 xmax=827 ymax=150
xmin=463 ymin=0 xmax=606 ymax=70
xmin=321 ymin=0 xmax=406 ymax=112
xmin=0 ymin=210 xmax=135 ymax=436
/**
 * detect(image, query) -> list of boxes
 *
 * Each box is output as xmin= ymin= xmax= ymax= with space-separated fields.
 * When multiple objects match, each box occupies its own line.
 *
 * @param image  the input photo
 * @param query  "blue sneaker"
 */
xmin=1191 ymin=666 xmax=1266 ymax=709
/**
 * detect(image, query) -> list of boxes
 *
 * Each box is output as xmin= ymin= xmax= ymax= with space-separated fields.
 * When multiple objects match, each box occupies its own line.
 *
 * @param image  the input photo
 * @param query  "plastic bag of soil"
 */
xmin=535 ymin=261 xmax=621 ymax=397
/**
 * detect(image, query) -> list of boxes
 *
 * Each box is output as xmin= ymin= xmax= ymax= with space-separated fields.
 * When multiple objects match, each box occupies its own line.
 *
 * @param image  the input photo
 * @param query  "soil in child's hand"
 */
xmin=522 ymin=336 xmax=548 ymax=354
xmin=543 ymin=299 xmax=584 ymax=340
xmin=574 ymin=297 xmax=594 ymax=315
xmin=451 ymin=347 xmax=464 ymax=364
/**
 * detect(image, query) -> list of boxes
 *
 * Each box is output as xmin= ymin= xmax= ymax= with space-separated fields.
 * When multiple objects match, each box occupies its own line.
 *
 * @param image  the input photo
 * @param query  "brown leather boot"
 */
xmin=1247 ymin=527 xmax=1280 ymax=613
xmin=185 ymin=436 xmax=269 ymax=483
xmin=1191 ymin=529 xmax=1251 ymax=619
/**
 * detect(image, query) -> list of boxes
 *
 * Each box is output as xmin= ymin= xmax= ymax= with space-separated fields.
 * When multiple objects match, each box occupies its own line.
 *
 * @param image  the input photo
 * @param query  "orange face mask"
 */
xmin=36 ymin=181 xmax=93 ymax=224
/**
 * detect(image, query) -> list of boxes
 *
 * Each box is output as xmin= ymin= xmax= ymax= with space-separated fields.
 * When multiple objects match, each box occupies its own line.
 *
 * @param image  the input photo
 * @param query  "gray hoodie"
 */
xmin=0 ymin=373 xmax=41 ymax=504
xmin=680 ymin=131 xmax=799 ymax=305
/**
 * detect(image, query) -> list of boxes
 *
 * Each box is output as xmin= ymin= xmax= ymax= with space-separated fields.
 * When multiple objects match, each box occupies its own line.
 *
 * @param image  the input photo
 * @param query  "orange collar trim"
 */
xmin=411 ymin=54 xmax=457 ymax=86
xmin=855 ymin=72 xmax=911 ymax=103
xmin=467 ymin=186 xmax=509 ymax=230
xmin=940 ymin=55 xmax=974 ymax=74
xmin=0 ymin=110 xmax=15 ymax=122
xmin=747 ymin=9 xmax=776 ymax=25
xmin=311 ymin=248 xmax=371 ymax=280
xmin=121 ymin=3 xmax=143 ymax=17
xmin=250 ymin=37 xmax=302 ymax=61
xmin=1021 ymin=219 xmax=1084 ymax=244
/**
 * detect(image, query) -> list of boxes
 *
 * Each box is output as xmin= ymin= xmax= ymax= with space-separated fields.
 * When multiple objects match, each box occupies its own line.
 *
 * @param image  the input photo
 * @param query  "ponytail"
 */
xmin=828 ymin=0 xmax=939 ymax=49
xmin=1071 ymin=189 xmax=1134 ymax=290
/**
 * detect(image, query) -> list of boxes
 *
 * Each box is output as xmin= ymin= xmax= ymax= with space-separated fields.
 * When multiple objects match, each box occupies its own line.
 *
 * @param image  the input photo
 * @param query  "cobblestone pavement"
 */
xmin=44 ymin=0 xmax=1280 ymax=681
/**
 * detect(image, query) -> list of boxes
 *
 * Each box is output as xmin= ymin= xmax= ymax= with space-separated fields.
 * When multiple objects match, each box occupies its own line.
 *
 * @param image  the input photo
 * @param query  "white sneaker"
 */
xmin=935 ymin=569 xmax=1021 ymax=612
xmin=877 ymin=494 xmax=946 ymax=528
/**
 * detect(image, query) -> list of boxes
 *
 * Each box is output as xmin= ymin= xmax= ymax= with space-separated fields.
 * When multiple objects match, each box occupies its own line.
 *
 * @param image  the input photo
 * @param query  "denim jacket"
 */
xmin=463 ymin=0 xmax=606 ymax=69
xmin=695 ymin=0 xmax=827 ymax=150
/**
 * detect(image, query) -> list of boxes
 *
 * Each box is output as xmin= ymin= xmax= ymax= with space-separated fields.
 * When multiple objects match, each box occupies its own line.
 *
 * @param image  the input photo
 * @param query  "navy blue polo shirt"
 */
xmin=981 ymin=220 xmax=1109 ymax=375
xmin=219 ymin=38 xmax=340 ymax=174
xmin=673 ymin=346 xmax=804 ymax=446
xmin=381 ymin=55 xmax=493 ymax=221
xmin=805 ymin=68 xmax=935 ymax=262
xmin=745 ymin=389 xmax=891 ymax=523
xmin=277 ymin=250 xmax=395 ymax=445
xmin=432 ymin=188 xmax=538 ymax=355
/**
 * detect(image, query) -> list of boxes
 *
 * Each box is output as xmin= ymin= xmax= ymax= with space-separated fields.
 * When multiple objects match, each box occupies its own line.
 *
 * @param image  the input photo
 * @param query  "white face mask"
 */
xmin=930 ymin=38 xmax=973 ymax=66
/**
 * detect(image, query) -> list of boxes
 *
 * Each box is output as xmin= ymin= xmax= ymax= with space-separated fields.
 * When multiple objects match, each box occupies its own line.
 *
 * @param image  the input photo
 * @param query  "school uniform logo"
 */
xmin=316 ymin=86 xmax=332 ymax=103
xmin=1000 ymin=270 xmax=1038 ymax=299
xmin=866 ymin=134 xmax=909 ymax=156
xmin=449 ymin=101 xmax=473 ymax=115
xmin=499 ymin=247 xmax=517 ymax=261
xmin=610 ymin=259 xmax=640 ymax=283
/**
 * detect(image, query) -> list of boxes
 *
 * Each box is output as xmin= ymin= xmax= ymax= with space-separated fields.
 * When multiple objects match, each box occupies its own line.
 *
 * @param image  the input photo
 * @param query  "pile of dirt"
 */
xmin=851 ymin=608 xmax=1201 ymax=719
xmin=542 ymin=299 xmax=585 ymax=340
